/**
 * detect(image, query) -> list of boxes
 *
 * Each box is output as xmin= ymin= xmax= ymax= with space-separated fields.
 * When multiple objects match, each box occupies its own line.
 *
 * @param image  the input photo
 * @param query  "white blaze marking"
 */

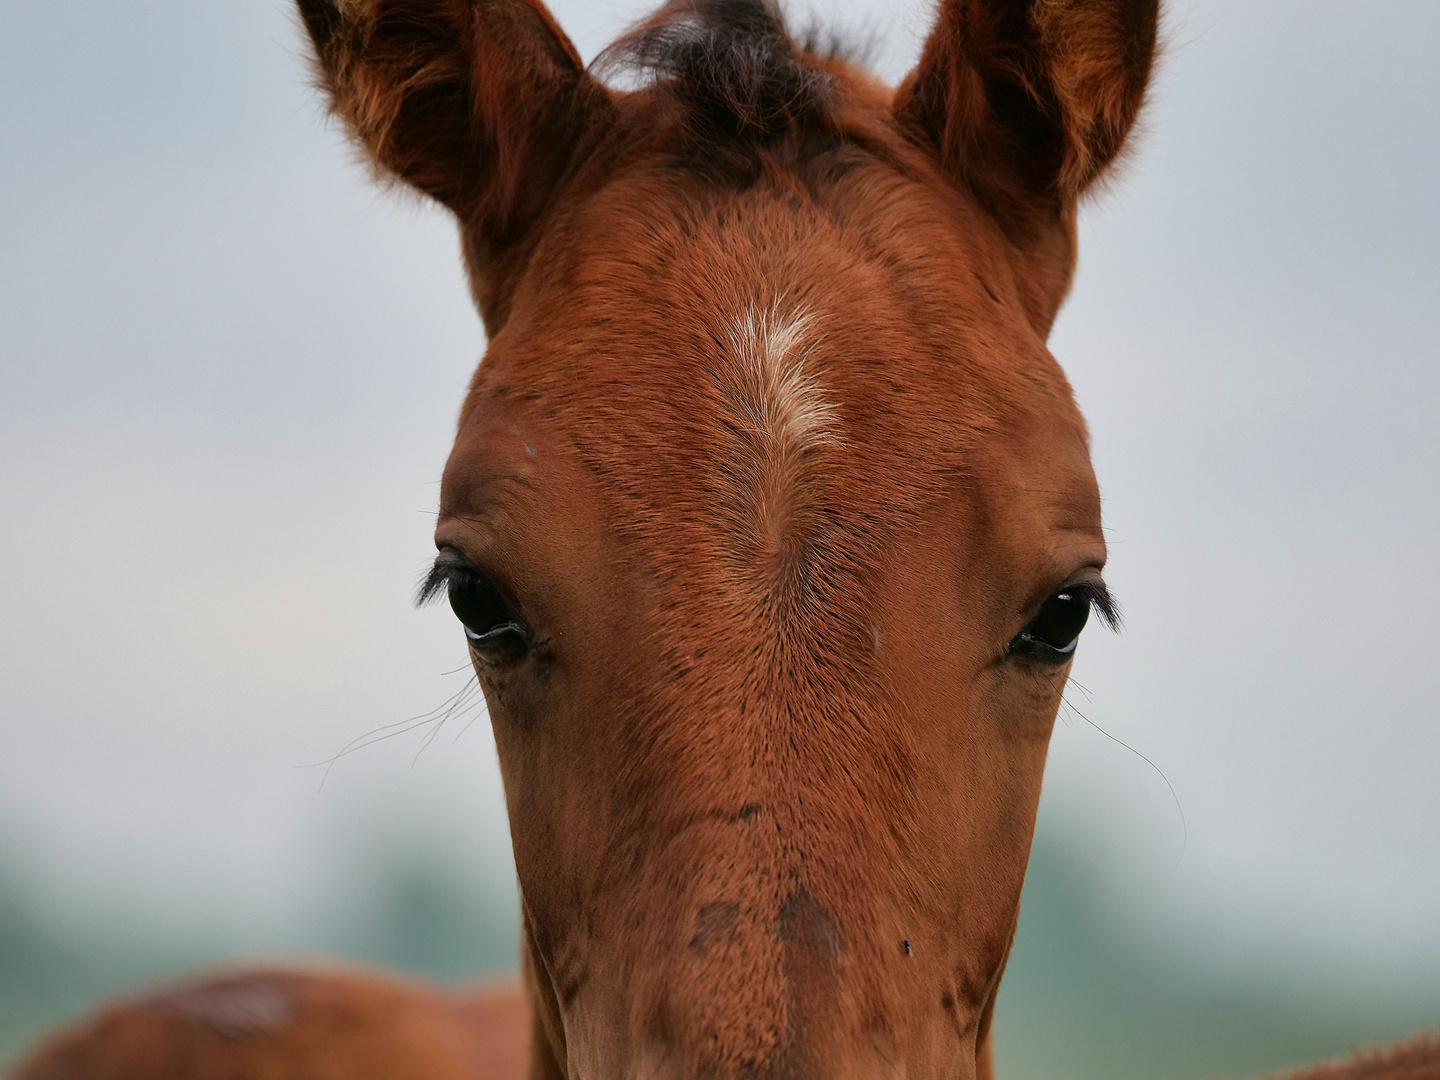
xmin=718 ymin=305 xmax=838 ymax=554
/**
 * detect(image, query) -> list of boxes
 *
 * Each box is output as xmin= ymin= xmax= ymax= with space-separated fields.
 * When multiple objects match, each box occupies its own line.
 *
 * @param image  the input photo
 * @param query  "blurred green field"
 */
xmin=1 ymin=830 xmax=1434 ymax=1077
xmin=994 ymin=835 xmax=1438 ymax=1079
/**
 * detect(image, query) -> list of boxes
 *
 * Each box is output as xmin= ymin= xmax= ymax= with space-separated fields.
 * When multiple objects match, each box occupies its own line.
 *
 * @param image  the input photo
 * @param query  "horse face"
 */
xmin=434 ymin=187 xmax=1107 ymax=1079
xmin=300 ymin=1 xmax=1156 ymax=1077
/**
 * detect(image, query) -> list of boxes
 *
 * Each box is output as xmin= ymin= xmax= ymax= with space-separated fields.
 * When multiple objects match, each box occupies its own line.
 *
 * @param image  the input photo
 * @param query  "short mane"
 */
xmin=596 ymin=0 xmax=852 ymax=142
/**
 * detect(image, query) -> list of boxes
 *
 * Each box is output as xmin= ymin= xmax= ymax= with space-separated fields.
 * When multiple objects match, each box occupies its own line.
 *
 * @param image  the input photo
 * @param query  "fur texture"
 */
xmin=296 ymin=0 xmax=592 ymax=210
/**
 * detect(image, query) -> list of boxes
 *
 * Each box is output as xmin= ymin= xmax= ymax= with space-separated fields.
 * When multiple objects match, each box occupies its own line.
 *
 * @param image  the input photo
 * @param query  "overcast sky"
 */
xmin=1 ymin=0 xmax=1436 ymax=981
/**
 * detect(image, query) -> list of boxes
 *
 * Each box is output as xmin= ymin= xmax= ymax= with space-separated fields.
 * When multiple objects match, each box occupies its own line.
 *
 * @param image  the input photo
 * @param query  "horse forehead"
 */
xmin=455 ymin=181 xmax=1090 ymax=536
xmin=460 ymin=309 xmax=1081 ymax=551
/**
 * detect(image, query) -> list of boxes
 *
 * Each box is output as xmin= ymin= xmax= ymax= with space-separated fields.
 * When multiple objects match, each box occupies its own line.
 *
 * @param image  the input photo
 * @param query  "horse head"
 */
xmin=297 ymin=1 xmax=1156 ymax=1076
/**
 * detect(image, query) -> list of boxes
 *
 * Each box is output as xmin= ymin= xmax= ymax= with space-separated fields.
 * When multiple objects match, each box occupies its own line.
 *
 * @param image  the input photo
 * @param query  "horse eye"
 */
xmin=1010 ymin=589 xmax=1092 ymax=662
xmin=449 ymin=580 xmax=529 ymax=660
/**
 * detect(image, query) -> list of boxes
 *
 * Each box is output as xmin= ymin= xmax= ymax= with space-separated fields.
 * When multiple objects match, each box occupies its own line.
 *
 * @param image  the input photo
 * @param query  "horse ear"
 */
xmin=297 ymin=0 xmax=606 ymax=320
xmin=894 ymin=0 xmax=1159 ymax=241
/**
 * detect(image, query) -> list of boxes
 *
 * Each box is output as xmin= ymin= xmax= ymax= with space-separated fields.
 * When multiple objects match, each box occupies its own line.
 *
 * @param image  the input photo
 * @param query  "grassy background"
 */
xmin=994 ymin=835 xmax=1438 ymax=1079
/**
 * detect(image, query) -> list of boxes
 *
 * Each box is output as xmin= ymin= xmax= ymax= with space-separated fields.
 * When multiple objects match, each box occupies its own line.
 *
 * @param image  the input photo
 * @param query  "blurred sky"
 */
xmin=0 ymin=0 xmax=1437 ymax=992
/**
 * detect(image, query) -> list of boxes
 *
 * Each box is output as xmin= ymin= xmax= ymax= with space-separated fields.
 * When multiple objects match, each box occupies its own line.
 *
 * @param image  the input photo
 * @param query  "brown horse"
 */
xmin=7 ymin=0 xmax=1437 ymax=1078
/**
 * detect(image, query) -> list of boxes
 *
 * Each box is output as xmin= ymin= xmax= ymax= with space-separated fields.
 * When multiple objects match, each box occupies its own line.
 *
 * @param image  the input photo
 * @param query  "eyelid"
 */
xmin=1062 ymin=578 xmax=1122 ymax=632
xmin=1016 ymin=574 xmax=1121 ymax=636
xmin=416 ymin=550 xmax=485 ymax=607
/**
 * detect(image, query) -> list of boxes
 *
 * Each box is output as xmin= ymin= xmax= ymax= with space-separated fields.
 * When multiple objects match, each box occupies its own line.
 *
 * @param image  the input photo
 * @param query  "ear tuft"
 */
xmin=1034 ymin=0 xmax=1158 ymax=196
xmin=296 ymin=0 xmax=606 ymax=328
xmin=297 ymin=0 xmax=592 ymax=220
xmin=896 ymin=0 xmax=1159 ymax=241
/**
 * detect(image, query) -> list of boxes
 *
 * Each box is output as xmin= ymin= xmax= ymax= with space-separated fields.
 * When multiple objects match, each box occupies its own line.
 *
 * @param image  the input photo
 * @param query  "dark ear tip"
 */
xmin=296 ymin=0 xmax=344 ymax=48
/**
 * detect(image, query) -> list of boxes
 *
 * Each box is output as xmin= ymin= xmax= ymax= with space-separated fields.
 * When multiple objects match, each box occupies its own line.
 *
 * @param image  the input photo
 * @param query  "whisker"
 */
xmin=1063 ymin=693 xmax=1188 ymax=871
xmin=301 ymin=674 xmax=481 ymax=790
xmin=451 ymin=709 xmax=487 ymax=746
xmin=411 ymin=684 xmax=485 ymax=766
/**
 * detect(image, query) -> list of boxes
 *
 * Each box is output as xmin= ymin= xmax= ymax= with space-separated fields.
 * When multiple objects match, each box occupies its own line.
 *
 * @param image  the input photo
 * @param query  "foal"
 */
xmin=279 ymin=0 xmax=1144 ymax=1073
xmin=9 ymin=0 xmax=1436 ymax=1078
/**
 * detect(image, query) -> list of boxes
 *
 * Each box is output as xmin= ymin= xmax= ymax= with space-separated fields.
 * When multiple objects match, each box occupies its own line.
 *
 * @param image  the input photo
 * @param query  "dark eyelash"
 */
xmin=1067 ymin=580 xmax=1122 ymax=631
xmin=415 ymin=555 xmax=484 ymax=607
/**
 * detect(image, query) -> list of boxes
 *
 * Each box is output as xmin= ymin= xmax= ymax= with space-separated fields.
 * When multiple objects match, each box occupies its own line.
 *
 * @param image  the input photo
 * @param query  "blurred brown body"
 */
xmin=1259 ymin=1035 xmax=1440 ymax=1080
xmin=8 ymin=971 xmax=528 ymax=1080
xmin=8 ymin=0 xmax=1433 ymax=1078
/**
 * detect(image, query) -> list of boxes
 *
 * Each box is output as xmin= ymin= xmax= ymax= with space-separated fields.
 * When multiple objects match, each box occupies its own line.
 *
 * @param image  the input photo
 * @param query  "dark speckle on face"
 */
xmin=690 ymin=901 xmax=742 ymax=955
xmin=777 ymin=890 xmax=843 ymax=958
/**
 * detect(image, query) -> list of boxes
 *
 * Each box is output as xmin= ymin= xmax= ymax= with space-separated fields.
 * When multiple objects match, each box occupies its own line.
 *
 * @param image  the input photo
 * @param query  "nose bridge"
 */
xmin=619 ymin=587 xmax=906 ymax=1076
xmin=657 ymin=901 xmax=848 ymax=1080
xmin=632 ymin=798 xmax=878 ymax=1079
